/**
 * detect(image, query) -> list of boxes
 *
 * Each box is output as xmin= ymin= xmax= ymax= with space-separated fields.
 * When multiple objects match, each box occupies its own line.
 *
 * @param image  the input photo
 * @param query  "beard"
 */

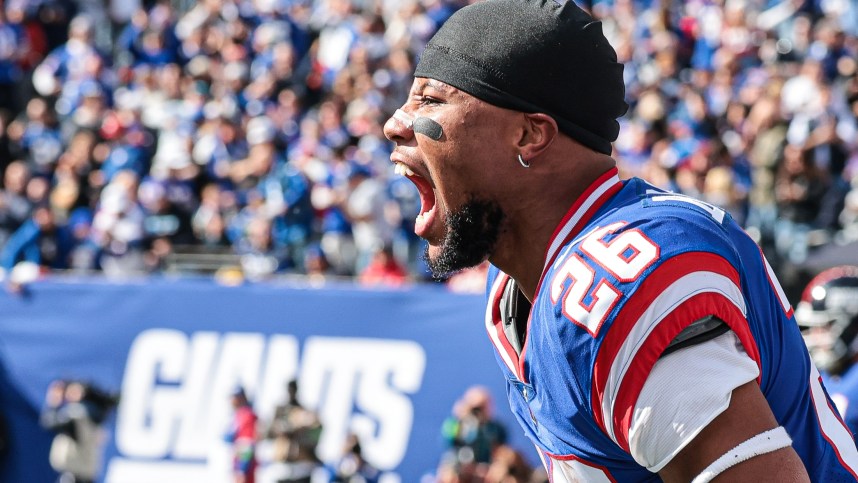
xmin=423 ymin=197 xmax=504 ymax=279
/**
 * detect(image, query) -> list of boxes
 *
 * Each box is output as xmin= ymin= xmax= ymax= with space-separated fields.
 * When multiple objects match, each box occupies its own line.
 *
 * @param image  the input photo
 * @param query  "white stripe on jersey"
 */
xmin=762 ymin=254 xmax=792 ymax=316
xmin=808 ymin=364 xmax=858 ymax=476
xmin=550 ymin=457 xmax=613 ymax=482
xmin=486 ymin=274 xmax=518 ymax=376
xmin=543 ymin=173 xmax=620 ymax=273
xmin=602 ymin=271 xmax=747 ymax=443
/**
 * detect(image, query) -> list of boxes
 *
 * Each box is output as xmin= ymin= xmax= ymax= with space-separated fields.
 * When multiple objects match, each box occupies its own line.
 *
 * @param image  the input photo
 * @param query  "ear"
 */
xmin=517 ymin=113 xmax=558 ymax=160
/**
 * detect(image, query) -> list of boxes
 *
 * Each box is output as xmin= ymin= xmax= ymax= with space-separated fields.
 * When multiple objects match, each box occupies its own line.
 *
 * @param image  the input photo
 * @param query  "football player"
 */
xmin=797 ymin=266 xmax=858 ymax=436
xmin=383 ymin=0 xmax=858 ymax=481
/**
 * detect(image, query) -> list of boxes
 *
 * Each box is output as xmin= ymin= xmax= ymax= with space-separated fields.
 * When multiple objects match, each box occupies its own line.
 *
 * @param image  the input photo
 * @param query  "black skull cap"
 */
xmin=414 ymin=0 xmax=628 ymax=155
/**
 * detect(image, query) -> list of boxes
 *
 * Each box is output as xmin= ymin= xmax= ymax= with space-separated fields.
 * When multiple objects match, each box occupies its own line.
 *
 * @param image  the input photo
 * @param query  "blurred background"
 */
xmin=0 ymin=0 xmax=857 ymax=481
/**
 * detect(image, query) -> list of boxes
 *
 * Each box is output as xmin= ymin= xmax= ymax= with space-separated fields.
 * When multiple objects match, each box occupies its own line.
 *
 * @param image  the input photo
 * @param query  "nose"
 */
xmin=383 ymin=108 xmax=415 ymax=143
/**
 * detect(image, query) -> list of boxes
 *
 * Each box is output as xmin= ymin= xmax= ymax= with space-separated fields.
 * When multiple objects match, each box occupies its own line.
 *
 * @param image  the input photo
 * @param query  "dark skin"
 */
xmin=385 ymin=78 xmax=612 ymax=294
xmin=384 ymin=78 xmax=810 ymax=482
xmin=661 ymin=381 xmax=807 ymax=482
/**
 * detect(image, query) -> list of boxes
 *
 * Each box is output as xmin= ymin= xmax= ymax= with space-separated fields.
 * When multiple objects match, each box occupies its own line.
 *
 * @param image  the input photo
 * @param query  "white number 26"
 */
xmin=550 ymin=222 xmax=659 ymax=336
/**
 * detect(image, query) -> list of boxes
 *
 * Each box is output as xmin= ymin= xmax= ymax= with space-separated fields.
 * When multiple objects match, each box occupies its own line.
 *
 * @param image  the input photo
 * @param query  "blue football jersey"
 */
xmin=484 ymin=169 xmax=858 ymax=481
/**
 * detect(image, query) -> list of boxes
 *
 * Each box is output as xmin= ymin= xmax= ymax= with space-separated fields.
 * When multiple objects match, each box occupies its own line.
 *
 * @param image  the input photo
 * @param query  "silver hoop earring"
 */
xmin=517 ymin=154 xmax=530 ymax=168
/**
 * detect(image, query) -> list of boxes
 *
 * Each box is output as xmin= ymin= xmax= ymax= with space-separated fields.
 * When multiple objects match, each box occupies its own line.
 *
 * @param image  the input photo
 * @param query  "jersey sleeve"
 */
xmin=585 ymin=216 xmax=763 ymax=455
xmin=628 ymin=330 xmax=760 ymax=472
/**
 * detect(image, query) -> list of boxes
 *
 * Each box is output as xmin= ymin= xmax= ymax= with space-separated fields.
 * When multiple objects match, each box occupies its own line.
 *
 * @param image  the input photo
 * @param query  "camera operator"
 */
xmin=40 ymin=379 xmax=118 ymax=483
xmin=439 ymin=386 xmax=508 ymax=481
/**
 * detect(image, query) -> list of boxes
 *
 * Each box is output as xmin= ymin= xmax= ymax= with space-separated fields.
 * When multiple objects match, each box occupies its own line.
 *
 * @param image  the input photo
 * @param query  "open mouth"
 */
xmin=393 ymin=161 xmax=437 ymax=238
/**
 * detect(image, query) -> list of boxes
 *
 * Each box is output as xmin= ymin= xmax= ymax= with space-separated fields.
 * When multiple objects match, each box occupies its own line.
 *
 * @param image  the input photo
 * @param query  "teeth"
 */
xmin=394 ymin=162 xmax=415 ymax=177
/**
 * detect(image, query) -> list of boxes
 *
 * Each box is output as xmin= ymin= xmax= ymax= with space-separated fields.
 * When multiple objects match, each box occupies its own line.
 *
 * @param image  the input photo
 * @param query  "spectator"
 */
xmin=324 ymin=433 xmax=380 ymax=483
xmin=224 ymin=387 xmax=258 ymax=483
xmin=7 ymin=97 xmax=63 ymax=176
xmin=236 ymin=213 xmax=290 ymax=280
xmin=90 ymin=170 xmax=146 ymax=276
xmin=774 ymin=144 xmax=829 ymax=263
xmin=262 ymin=156 xmax=314 ymax=270
xmin=744 ymin=94 xmax=787 ymax=246
xmin=0 ymin=160 xmax=33 ymax=246
xmin=32 ymin=15 xmax=105 ymax=100
xmin=0 ymin=7 xmax=27 ymax=114
xmin=358 ymin=243 xmax=408 ymax=286
xmin=312 ymin=146 xmax=357 ymax=276
xmin=265 ymin=380 xmax=323 ymax=483
xmin=138 ymin=178 xmax=194 ymax=271
xmin=1 ymin=205 xmax=73 ymax=280
xmin=192 ymin=183 xmax=232 ymax=248
xmin=66 ymin=207 xmax=97 ymax=271
xmin=385 ymin=171 xmax=423 ymax=273
xmin=483 ymin=445 xmax=533 ymax=483
xmin=304 ymin=243 xmax=334 ymax=283
xmin=193 ymin=111 xmax=249 ymax=189
xmin=343 ymin=162 xmax=390 ymax=273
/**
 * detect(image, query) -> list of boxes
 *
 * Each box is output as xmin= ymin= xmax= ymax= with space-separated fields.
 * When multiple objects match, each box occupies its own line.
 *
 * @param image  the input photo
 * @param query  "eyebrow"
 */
xmin=424 ymin=79 xmax=452 ymax=92
xmin=414 ymin=78 xmax=454 ymax=95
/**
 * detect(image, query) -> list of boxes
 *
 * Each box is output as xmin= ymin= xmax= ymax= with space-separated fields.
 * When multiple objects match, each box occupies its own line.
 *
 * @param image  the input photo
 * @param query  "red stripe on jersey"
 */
xmin=610 ymin=292 xmax=753 ymax=451
xmin=590 ymin=252 xmax=759 ymax=437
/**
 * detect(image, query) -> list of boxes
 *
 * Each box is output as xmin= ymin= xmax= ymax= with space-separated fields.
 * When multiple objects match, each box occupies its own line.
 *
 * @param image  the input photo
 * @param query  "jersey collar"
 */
xmin=535 ymin=168 xmax=623 ymax=299
xmin=487 ymin=168 xmax=622 ymax=382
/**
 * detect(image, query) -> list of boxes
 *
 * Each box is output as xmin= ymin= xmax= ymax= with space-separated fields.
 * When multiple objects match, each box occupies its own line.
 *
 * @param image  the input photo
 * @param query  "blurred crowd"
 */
xmin=224 ymin=382 xmax=542 ymax=483
xmin=0 ymin=0 xmax=452 ymax=285
xmin=599 ymin=0 xmax=858 ymax=292
xmin=224 ymin=380 xmax=381 ymax=483
xmin=0 ymin=0 xmax=857 ymax=293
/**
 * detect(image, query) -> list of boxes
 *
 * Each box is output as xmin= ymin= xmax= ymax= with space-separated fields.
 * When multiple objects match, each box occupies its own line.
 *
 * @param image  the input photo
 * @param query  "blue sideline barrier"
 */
xmin=0 ymin=277 xmax=531 ymax=483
